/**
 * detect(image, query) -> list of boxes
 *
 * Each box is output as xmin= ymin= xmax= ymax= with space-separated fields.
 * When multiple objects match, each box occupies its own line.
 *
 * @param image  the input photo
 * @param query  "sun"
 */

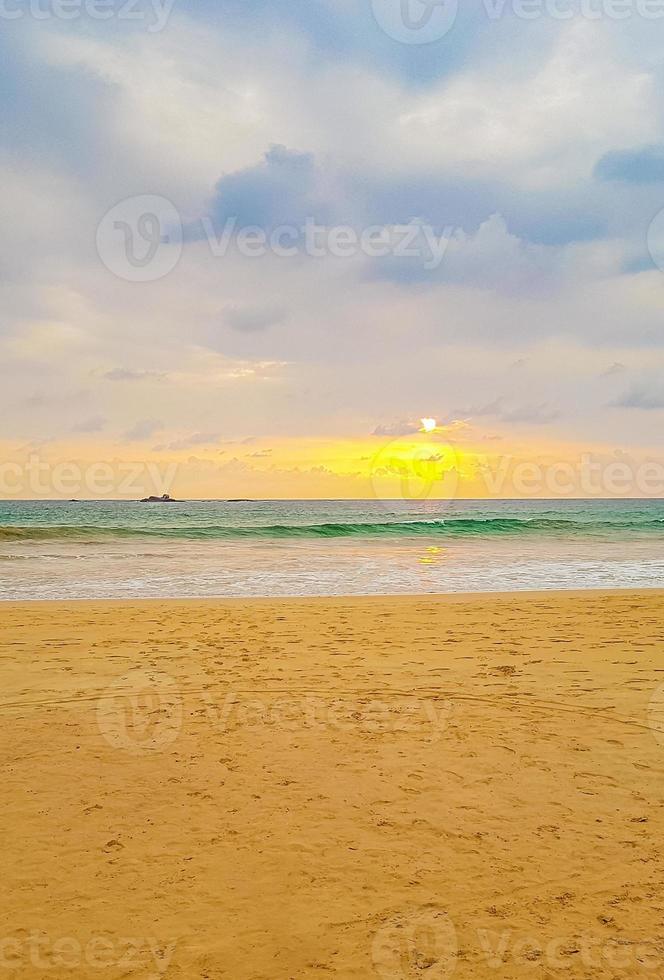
xmin=420 ymin=418 xmax=437 ymax=433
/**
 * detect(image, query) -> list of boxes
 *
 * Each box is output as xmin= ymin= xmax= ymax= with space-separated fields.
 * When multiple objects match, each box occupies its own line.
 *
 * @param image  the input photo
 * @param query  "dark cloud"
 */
xmin=71 ymin=415 xmax=107 ymax=433
xmin=0 ymin=28 xmax=113 ymax=176
xmin=123 ymin=419 xmax=163 ymax=441
xmin=189 ymin=145 xmax=332 ymax=238
xmin=224 ymin=306 xmax=286 ymax=333
xmin=595 ymin=145 xmax=664 ymax=184
xmin=611 ymin=384 xmax=664 ymax=410
xmin=452 ymin=398 xmax=505 ymax=418
xmin=500 ymin=404 xmax=560 ymax=425
xmin=452 ymin=398 xmax=559 ymax=425
xmin=165 ymin=432 xmax=221 ymax=450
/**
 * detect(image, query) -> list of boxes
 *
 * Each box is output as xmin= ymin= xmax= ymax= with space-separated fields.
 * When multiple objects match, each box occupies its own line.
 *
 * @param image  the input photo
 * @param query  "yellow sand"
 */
xmin=2 ymin=591 xmax=664 ymax=979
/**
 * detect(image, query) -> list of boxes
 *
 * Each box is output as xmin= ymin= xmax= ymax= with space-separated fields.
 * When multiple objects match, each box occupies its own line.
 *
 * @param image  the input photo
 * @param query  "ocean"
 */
xmin=1 ymin=498 xmax=663 ymax=600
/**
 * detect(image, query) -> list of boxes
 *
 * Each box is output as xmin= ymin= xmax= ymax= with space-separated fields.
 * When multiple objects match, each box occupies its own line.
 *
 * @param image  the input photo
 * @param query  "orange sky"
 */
xmin=2 ymin=423 xmax=663 ymax=500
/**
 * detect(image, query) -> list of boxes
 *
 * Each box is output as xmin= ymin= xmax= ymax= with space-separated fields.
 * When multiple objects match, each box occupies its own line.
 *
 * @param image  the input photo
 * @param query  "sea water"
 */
xmin=1 ymin=498 xmax=663 ymax=600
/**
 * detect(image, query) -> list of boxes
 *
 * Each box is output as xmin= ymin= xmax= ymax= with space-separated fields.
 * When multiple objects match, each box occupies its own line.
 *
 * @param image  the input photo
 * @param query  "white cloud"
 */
xmin=396 ymin=21 xmax=656 ymax=186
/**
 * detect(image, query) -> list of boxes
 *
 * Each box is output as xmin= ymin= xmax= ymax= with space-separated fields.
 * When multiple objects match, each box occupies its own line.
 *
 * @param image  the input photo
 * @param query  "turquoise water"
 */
xmin=2 ymin=498 xmax=664 ymax=539
xmin=1 ymin=499 xmax=663 ymax=599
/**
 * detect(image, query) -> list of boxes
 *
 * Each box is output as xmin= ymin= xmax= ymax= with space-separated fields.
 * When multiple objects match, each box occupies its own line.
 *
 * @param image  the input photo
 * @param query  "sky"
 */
xmin=2 ymin=0 xmax=664 ymax=498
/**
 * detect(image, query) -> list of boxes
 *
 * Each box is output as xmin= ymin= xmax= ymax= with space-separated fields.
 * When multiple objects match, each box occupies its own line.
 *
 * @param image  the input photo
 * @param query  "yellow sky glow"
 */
xmin=1 ymin=426 xmax=660 ymax=500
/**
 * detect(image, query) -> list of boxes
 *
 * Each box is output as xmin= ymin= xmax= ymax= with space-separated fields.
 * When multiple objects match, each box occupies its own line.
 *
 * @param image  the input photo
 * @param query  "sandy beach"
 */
xmin=2 ymin=590 xmax=664 ymax=978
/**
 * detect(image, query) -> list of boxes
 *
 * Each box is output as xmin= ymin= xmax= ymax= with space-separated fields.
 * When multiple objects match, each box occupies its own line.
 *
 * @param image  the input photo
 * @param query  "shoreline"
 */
xmin=2 ymin=584 xmax=664 ymax=607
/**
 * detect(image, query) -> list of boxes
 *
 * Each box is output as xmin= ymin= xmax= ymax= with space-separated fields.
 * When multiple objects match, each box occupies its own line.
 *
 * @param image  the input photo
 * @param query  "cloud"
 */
xmin=601 ymin=362 xmax=626 ymax=377
xmin=71 ymin=415 xmax=107 ymax=433
xmin=103 ymin=369 xmax=166 ymax=382
xmin=451 ymin=398 xmax=559 ymax=425
xmin=224 ymin=306 xmax=286 ymax=333
xmin=611 ymin=384 xmax=664 ymax=410
xmin=123 ymin=419 xmax=163 ymax=441
xmin=165 ymin=432 xmax=221 ymax=451
xmin=595 ymin=145 xmax=664 ymax=184
xmin=0 ymin=29 xmax=114 ymax=176
xmin=366 ymin=214 xmax=565 ymax=292
xmin=372 ymin=420 xmax=421 ymax=437
xmin=452 ymin=398 xmax=505 ymax=418
xmin=4 ymin=8 xmax=664 ymax=463
xmin=500 ymin=403 xmax=560 ymax=425
xmin=192 ymin=145 xmax=333 ymax=237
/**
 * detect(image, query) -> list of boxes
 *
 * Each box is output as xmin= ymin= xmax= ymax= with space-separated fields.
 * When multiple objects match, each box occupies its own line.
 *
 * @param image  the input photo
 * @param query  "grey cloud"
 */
xmin=103 ymin=369 xmax=166 ymax=382
xmin=372 ymin=420 xmax=421 ymax=437
xmin=192 ymin=144 xmax=332 ymax=238
xmin=501 ymin=404 xmax=560 ymax=424
xmin=595 ymin=145 xmax=664 ymax=184
xmin=123 ymin=419 xmax=163 ymax=441
xmin=71 ymin=415 xmax=107 ymax=433
xmin=452 ymin=398 xmax=559 ymax=425
xmin=452 ymin=398 xmax=505 ymax=418
xmin=611 ymin=384 xmax=664 ymax=410
xmin=224 ymin=306 xmax=286 ymax=333
xmin=166 ymin=432 xmax=221 ymax=451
